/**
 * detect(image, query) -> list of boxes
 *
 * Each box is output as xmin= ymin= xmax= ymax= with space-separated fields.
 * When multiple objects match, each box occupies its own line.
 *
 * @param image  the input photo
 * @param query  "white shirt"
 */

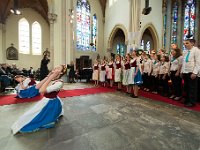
xmin=143 ymin=58 xmax=152 ymax=74
xmin=152 ymin=60 xmax=160 ymax=76
xmin=181 ymin=46 xmax=200 ymax=74
xmin=46 ymin=80 xmax=63 ymax=93
xmin=159 ymin=62 xmax=170 ymax=75
xmin=15 ymin=78 xmax=31 ymax=93
xmin=170 ymin=56 xmax=183 ymax=71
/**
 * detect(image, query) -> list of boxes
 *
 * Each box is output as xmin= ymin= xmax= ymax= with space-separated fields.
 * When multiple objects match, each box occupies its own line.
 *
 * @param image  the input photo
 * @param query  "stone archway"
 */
xmin=107 ymin=24 xmax=128 ymax=51
xmin=140 ymin=23 xmax=159 ymax=51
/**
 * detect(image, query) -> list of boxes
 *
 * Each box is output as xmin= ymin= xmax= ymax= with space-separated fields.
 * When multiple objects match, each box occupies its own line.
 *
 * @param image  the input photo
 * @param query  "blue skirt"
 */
xmin=20 ymin=98 xmax=62 ymax=133
xmin=134 ymin=69 xmax=143 ymax=85
xmin=18 ymin=85 xmax=40 ymax=98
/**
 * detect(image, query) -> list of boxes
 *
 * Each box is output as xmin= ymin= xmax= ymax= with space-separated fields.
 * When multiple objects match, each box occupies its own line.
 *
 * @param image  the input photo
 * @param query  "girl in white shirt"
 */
xmin=159 ymin=55 xmax=170 ymax=97
xmin=169 ymin=48 xmax=183 ymax=100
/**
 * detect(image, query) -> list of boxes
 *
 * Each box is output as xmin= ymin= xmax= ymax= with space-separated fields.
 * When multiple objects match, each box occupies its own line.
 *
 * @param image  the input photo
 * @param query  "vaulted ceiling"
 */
xmin=0 ymin=0 xmax=107 ymax=24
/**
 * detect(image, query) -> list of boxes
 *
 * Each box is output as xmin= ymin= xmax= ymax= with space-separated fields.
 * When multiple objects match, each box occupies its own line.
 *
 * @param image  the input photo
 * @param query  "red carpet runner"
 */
xmin=0 ymin=87 xmax=200 ymax=112
xmin=0 ymin=87 xmax=115 ymax=106
xmin=139 ymin=90 xmax=200 ymax=112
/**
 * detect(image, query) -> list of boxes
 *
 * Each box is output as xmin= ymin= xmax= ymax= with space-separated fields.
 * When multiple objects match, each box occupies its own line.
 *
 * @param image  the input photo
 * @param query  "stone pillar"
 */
xmin=165 ymin=0 xmax=172 ymax=52
xmin=66 ymin=0 xmax=74 ymax=65
xmin=53 ymin=0 xmax=67 ymax=66
xmin=0 ymin=23 xmax=6 ymax=63
xmin=194 ymin=0 xmax=199 ymax=44
xmin=176 ymin=0 xmax=183 ymax=48
xmin=128 ymin=0 xmax=141 ymax=52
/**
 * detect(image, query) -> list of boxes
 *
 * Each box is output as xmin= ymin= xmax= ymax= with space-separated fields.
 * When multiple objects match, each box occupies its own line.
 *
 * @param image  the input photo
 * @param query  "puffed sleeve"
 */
xmin=46 ymin=81 xmax=63 ymax=93
xmin=23 ymin=78 xmax=31 ymax=87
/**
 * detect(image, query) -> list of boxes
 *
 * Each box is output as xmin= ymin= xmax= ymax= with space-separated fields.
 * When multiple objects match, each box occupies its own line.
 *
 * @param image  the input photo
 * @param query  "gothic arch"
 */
xmin=107 ymin=24 xmax=128 ymax=51
xmin=140 ymin=23 xmax=159 ymax=50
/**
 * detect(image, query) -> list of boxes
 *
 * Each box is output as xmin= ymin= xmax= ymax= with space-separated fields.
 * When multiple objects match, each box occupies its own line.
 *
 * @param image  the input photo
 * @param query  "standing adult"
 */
xmin=40 ymin=53 xmax=50 ymax=81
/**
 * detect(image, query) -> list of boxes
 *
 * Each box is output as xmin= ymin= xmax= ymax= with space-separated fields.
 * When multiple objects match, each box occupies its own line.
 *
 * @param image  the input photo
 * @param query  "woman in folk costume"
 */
xmin=107 ymin=57 xmax=115 ymax=88
xmin=142 ymin=52 xmax=152 ymax=92
xmin=122 ymin=53 xmax=131 ymax=93
xmin=11 ymin=65 xmax=67 ymax=135
xmin=169 ymin=48 xmax=183 ymax=100
xmin=14 ymin=75 xmax=38 ymax=98
xmin=115 ymin=54 xmax=122 ymax=90
xmin=158 ymin=55 xmax=170 ymax=97
xmin=92 ymin=59 xmax=99 ymax=86
xmin=99 ymin=59 xmax=107 ymax=87
xmin=128 ymin=49 xmax=143 ymax=98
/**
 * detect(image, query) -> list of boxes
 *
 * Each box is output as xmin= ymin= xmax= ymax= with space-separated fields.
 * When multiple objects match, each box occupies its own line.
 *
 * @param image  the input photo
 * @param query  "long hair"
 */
xmin=173 ymin=48 xmax=182 ymax=59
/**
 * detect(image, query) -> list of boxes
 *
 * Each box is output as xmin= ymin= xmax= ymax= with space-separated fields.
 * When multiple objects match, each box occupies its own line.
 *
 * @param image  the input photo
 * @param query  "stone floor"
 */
xmin=0 ymin=83 xmax=200 ymax=150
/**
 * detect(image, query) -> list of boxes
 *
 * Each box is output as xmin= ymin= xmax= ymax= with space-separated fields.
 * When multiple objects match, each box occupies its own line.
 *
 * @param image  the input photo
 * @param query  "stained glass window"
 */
xmin=146 ymin=41 xmax=151 ymax=54
xmin=32 ymin=22 xmax=42 ymax=55
xmin=183 ymin=0 xmax=196 ymax=41
xmin=171 ymin=1 xmax=178 ymax=44
xmin=163 ymin=13 xmax=167 ymax=49
xmin=76 ymin=0 xmax=91 ymax=51
xmin=19 ymin=18 xmax=30 ymax=54
xmin=140 ymin=40 xmax=144 ymax=50
xmin=92 ymin=14 xmax=97 ymax=51
xmin=116 ymin=43 xmax=125 ymax=57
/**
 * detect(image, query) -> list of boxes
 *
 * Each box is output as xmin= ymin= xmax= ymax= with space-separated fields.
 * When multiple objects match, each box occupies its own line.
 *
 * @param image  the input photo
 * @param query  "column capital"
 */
xmin=48 ymin=12 xmax=57 ymax=24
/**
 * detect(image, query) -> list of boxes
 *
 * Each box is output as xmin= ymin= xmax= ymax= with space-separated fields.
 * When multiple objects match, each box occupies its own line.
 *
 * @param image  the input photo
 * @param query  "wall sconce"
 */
xmin=48 ymin=12 xmax=57 ymax=24
xmin=69 ymin=9 xmax=74 ymax=24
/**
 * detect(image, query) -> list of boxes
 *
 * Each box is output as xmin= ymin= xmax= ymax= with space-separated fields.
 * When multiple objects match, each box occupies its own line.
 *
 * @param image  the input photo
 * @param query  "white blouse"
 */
xmin=46 ymin=80 xmax=63 ymax=93
xmin=15 ymin=78 xmax=31 ymax=93
xmin=170 ymin=56 xmax=183 ymax=71
xmin=181 ymin=46 xmax=200 ymax=74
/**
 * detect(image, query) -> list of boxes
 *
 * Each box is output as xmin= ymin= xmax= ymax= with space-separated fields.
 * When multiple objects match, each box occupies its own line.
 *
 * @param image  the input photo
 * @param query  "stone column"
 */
xmin=66 ymin=0 xmax=74 ymax=65
xmin=53 ymin=0 xmax=67 ymax=66
xmin=165 ymin=0 xmax=172 ymax=52
xmin=176 ymin=0 xmax=183 ymax=48
xmin=0 ymin=23 xmax=6 ymax=63
xmin=128 ymin=0 xmax=141 ymax=52
xmin=194 ymin=0 xmax=199 ymax=44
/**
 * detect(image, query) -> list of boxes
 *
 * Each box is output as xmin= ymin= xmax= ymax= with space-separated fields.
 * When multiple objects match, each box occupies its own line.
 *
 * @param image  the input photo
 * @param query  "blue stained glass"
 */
xmin=92 ymin=14 xmax=97 ymax=51
xmin=140 ymin=40 xmax=144 ymax=50
xmin=76 ymin=0 xmax=91 ymax=51
xmin=163 ymin=13 xmax=167 ymax=49
xmin=171 ymin=1 xmax=178 ymax=44
xmin=116 ymin=44 xmax=125 ymax=56
xmin=146 ymin=41 xmax=150 ymax=54
xmin=183 ymin=0 xmax=196 ymax=41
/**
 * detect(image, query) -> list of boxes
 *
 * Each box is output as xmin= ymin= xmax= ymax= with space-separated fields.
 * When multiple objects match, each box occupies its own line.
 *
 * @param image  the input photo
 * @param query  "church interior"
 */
xmin=0 ymin=0 xmax=200 ymax=150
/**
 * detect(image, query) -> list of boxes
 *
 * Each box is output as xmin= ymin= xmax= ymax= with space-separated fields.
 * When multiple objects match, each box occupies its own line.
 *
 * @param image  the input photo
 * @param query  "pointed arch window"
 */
xmin=171 ymin=0 xmax=178 ymax=44
xmin=92 ymin=14 xmax=97 ymax=51
xmin=19 ymin=18 xmax=30 ymax=54
xmin=116 ymin=43 xmax=125 ymax=57
xmin=76 ymin=0 xmax=91 ymax=51
xmin=32 ymin=22 xmax=42 ymax=55
xmin=183 ymin=0 xmax=196 ymax=41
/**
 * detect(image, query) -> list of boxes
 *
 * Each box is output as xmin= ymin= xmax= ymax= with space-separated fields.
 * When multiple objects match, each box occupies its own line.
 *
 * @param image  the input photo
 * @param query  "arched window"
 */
xmin=116 ymin=43 xmax=125 ymax=57
xmin=32 ymin=22 xmax=42 ymax=55
xmin=163 ymin=12 xmax=167 ymax=49
xmin=183 ymin=0 xmax=196 ymax=40
xmin=171 ymin=0 xmax=178 ymax=44
xmin=76 ymin=0 xmax=91 ymax=51
xmin=92 ymin=14 xmax=97 ymax=51
xmin=19 ymin=18 xmax=30 ymax=54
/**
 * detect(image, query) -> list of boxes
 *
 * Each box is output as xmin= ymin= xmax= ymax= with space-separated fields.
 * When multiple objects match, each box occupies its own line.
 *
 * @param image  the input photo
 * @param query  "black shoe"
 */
xmin=131 ymin=94 xmax=138 ymax=98
xmin=184 ymin=103 xmax=195 ymax=107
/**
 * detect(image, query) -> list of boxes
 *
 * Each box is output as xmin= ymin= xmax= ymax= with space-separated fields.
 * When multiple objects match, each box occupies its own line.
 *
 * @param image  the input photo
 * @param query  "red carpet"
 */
xmin=139 ymin=90 xmax=200 ymax=112
xmin=0 ymin=87 xmax=115 ymax=106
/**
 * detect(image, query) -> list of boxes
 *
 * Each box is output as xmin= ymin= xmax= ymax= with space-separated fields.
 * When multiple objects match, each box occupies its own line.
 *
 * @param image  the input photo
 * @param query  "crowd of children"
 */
xmin=92 ymin=39 xmax=200 ymax=107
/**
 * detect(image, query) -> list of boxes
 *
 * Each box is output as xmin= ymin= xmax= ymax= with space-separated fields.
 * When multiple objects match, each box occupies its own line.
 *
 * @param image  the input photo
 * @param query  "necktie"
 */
xmin=185 ymin=51 xmax=190 ymax=62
